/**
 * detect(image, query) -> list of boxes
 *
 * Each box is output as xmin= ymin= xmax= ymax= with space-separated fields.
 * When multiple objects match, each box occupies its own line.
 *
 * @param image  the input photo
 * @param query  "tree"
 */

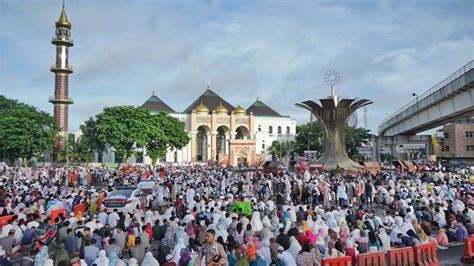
xmin=0 ymin=96 xmax=57 ymax=163
xmin=268 ymin=140 xmax=296 ymax=162
xmin=294 ymin=122 xmax=371 ymax=160
xmin=79 ymin=117 xmax=107 ymax=162
xmin=146 ymin=113 xmax=189 ymax=165
xmin=344 ymin=125 xmax=371 ymax=160
xmin=294 ymin=122 xmax=325 ymax=155
xmin=95 ymin=106 xmax=152 ymax=161
xmin=57 ymin=133 xmax=95 ymax=163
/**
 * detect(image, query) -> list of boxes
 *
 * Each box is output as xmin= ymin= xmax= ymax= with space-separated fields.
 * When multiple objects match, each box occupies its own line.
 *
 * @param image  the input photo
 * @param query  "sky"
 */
xmin=1 ymin=0 xmax=473 ymax=134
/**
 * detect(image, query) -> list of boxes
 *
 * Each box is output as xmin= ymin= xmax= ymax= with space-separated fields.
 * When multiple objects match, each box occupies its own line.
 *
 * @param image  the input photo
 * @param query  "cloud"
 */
xmin=1 ymin=0 xmax=473 ymax=134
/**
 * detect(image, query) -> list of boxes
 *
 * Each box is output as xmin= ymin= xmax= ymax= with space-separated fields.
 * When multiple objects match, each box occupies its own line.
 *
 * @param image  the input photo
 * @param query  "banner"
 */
xmin=232 ymin=202 xmax=252 ymax=216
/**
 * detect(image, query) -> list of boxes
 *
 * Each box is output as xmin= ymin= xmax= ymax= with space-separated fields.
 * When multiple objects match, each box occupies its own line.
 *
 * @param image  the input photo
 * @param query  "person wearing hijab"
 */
xmin=251 ymin=211 xmax=263 ymax=232
xmin=34 ymin=246 xmax=49 ymax=266
xmin=261 ymin=240 xmax=272 ymax=266
xmin=54 ymin=243 xmax=70 ymax=266
xmin=130 ymin=237 xmax=146 ymax=265
xmin=43 ymin=259 xmax=54 ymax=266
xmin=414 ymin=225 xmax=428 ymax=244
xmin=141 ymin=251 xmax=160 ymax=266
xmin=344 ymin=239 xmax=358 ymax=266
xmin=305 ymin=230 xmax=317 ymax=245
xmin=288 ymin=236 xmax=302 ymax=260
xmin=378 ymin=228 xmax=391 ymax=251
xmin=179 ymin=247 xmax=192 ymax=266
xmin=93 ymin=250 xmax=109 ymax=266
xmin=127 ymin=258 xmax=139 ymax=266
xmin=278 ymin=246 xmax=297 ymax=266
xmin=172 ymin=238 xmax=186 ymax=263
xmin=390 ymin=217 xmax=403 ymax=245
xmin=296 ymin=243 xmax=317 ymax=266
xmin=250 ymin=250 xmax=267 ymax=266
xmin=436 ymin=228 xmax=449 ymax=246
xmin=108 ymin=252 xmax=124 ymax=266
xmin=246 ymin=241 xmax=257 ymax=262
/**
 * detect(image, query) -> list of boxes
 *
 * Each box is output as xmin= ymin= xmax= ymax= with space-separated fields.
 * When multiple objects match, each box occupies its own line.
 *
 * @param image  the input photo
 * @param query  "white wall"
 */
xmin=253 ymin=116 xmax=296 ymax=160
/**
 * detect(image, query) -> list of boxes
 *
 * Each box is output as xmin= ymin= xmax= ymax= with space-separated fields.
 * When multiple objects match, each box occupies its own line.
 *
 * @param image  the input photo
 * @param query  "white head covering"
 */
xmin=141 ymin=252 xmax=159 ymax=266
xmin=287 ymin=236 xmax=302 ymax=259
xmin=43 ymin=259 xmax=54 ymax=266
xmin=93 ymin=250 xmax=109 ymax=266
xmin=128 ymin=258 xmax=139 ymax=266
xmin=172 ymin=238 xmax=186 ymax=263
xmin=251 ymin=211 xmax=263 ymax=232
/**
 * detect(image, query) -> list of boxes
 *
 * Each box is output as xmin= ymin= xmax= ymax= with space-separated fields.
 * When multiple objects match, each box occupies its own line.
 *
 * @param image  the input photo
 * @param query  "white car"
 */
xmin=101 ymin=188 xmax=146 ymax=213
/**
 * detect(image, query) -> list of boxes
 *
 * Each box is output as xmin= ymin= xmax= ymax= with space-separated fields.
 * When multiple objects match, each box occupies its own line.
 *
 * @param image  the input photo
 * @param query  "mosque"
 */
xmin=139 ymin=84 xmax=296 ymax=166
xmin=48 ymin=4 xmax=296 ymax=166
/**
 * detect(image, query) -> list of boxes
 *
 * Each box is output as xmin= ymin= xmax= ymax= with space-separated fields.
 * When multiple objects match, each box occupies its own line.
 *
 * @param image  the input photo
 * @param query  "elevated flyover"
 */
xmin=379 ymin=60 xmax=474 ymax=136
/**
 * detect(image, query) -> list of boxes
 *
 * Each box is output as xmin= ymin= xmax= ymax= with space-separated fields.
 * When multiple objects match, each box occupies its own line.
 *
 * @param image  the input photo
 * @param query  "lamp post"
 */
xmin=412 ymin=92 xmax=419 ymax=103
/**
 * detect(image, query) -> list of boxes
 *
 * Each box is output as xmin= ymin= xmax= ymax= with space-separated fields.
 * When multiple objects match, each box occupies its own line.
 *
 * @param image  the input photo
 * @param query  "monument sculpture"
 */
xmin=296 ymin=70 xmax=372 ymax=170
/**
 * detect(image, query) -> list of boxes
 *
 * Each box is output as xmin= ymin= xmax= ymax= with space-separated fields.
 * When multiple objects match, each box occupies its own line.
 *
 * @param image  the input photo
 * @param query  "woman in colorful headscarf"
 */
xmin=246 ymin=241 xmax=257 ymax=262
xmin=338 ymin=227 xmax=348 ymax=248
xmin=179 ymin=248 xmax=192 ymax=266
xmin=305 ymin=230 xmax=317 ymax=245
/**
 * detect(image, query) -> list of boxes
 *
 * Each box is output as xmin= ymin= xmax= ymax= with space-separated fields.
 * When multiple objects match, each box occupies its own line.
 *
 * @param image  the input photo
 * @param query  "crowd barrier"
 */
xmin=321 ymin=243 xmax=439 ymax=266
xmin=461 ymin=237 xmax=474 ymax=263
xmin=387 ymin=246 xmax=414 ymax=266
xmin=413 ymin=242 xmax=438 ymax=266
xmin=357 ymin=251 xmax=385 ymax=266
xmin=321 ymin=256 xmax=352 ymax=266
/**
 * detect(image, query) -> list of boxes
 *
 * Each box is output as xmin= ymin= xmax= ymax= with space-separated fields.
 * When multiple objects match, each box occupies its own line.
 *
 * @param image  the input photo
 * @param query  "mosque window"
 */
xmin=258 ymin=125 xmax=261 ymax=132
xmin=269 ymin=126 xmax=273 ymax=134
xmin=278 ymin=126 xmax=282 ymax=134
xmin=286 ymin=126 xmax=290 ymax=134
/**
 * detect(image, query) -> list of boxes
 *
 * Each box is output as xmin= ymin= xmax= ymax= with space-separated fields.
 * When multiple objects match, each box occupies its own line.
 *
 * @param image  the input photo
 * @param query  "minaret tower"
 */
xmin=49 ymin=2 xmax=73 ymax=157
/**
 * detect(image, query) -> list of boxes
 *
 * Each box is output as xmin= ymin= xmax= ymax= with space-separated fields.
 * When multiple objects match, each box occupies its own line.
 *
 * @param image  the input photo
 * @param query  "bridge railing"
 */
xmin=380 ymin=60 xmax=474 ymax=129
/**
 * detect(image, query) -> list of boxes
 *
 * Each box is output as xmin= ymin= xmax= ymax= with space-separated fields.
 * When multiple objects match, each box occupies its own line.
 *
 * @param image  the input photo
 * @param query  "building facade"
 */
xmin=442 ymin=122 xmax=474 ymax=164
xmin=140 ymin=85 xmax=296 ymax=166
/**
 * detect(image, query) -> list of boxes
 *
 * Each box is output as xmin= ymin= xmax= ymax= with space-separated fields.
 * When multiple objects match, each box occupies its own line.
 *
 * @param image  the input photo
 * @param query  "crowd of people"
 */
xmin=0 ymin=163 xmax=473 ymax=266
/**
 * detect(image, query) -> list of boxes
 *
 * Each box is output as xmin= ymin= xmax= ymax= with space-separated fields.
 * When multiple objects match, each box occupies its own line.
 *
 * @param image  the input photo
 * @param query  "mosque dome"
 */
xmin=234 ymin=105 xmax=246 ymax=115
xmin=214 ymin=102 xmax=228 ymax=115
xmin=194 ymin=101 xmax=209 ymax=114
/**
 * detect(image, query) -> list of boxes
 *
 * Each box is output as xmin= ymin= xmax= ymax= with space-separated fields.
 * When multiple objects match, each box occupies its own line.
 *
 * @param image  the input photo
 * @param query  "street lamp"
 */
xmin=412 ymin=92 xmax=419 ymax=103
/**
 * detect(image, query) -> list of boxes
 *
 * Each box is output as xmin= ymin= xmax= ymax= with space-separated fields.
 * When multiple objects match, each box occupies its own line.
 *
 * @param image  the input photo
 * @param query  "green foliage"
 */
xmin=57 ymin=133 xmax=95 ymax=163
xmin=294 ymin=122 xmax=371 ymax=160
xmin=294 ymin=122 xmax=325 ymax=155
xmin=95 ymin=106 xmax=152 ymax=160
xmin=344 ymin=125 xmax=371 ymax=160
xmin=0 ymin=96 xmax=57 ymax=163
xmin=146 ymin=113 xmax=189 ymax=165
xmin=82 ymin=106 xmax=190 ymax=165
xmin=268 ymin=140 xmax=296 ymax=162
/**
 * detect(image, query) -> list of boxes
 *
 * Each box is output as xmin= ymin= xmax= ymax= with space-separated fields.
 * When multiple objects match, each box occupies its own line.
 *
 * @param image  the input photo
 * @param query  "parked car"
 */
xmin=137 ymin=181 xmax=157 ymax=196
xmin=101 ymin=187 xmax=146 ymax=213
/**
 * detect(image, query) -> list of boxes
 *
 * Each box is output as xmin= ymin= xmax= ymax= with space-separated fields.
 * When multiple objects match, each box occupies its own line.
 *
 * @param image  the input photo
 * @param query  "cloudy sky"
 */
xmin=1 ymin=0 xmax=473 ymax=133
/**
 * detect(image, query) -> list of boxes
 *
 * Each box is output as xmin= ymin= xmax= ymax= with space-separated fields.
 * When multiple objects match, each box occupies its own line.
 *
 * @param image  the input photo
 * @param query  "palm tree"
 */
xmin=268 ymin=140 xmax=296 ymax=162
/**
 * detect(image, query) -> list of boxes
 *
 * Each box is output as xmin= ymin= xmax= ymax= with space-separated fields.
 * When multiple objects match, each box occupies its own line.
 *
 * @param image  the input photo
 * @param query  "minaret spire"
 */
xmin=49 ymin=2 xmax=74 ymax=160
